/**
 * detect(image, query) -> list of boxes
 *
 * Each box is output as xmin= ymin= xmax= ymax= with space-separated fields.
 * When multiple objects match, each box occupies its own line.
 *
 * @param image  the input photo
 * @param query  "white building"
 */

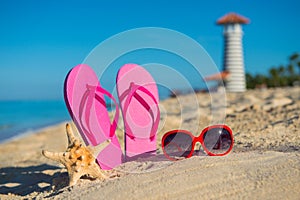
xmin=217 ymin=13 xmax=249 ymax=92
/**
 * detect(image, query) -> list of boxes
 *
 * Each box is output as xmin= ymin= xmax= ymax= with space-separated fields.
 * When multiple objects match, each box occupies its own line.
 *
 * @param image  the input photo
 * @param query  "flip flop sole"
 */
xmin=64 ymin=64 xmax=123 ymax=169
xmin=116 ymin=64 xmax=160 ymax=160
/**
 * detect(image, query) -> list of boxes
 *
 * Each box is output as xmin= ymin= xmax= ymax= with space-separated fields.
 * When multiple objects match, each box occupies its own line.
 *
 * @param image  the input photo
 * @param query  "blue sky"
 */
xmin=0 ymin=0 xmax=299 ymax=100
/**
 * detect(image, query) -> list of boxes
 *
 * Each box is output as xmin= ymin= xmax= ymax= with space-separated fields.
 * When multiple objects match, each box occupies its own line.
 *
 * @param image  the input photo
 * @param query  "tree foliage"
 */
xmin=246 ymin=53 xmax=300 ymax=89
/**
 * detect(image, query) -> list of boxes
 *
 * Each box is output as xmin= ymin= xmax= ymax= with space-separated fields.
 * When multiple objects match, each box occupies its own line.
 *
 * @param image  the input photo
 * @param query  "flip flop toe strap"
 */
xmin=120 ymin=82 xmax=159 ymax=141
xmin=93 ymin=85 xmax=120 ymax=138
xmin=79 ymin=84 xmax=119 ymax=145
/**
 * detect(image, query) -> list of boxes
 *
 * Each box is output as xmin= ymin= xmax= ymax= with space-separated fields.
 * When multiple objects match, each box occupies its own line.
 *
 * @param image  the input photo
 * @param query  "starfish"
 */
xmin=42 ymin=123 xmax=112 ymax=186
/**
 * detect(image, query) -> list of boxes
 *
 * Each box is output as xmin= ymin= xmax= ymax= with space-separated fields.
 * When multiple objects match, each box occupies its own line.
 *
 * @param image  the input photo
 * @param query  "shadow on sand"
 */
xmin=0 ymin=164 xmax=67 ymax=196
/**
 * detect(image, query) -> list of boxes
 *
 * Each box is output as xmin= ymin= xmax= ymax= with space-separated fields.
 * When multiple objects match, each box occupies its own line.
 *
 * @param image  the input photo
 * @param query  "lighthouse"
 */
xmin=217 ymin=13 xmax=249 ymax=92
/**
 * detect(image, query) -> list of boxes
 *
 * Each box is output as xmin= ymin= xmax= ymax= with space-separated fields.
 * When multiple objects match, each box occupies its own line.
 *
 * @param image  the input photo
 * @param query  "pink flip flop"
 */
xmin=116 ymin=64 xmax=160 ymax=160
xmin=64 ymin=64 xmax=123 ymax=170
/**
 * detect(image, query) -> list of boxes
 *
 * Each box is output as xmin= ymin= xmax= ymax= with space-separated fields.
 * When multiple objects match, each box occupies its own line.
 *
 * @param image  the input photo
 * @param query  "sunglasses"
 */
xmin=161 ymin=125 xmax=234 ymax=160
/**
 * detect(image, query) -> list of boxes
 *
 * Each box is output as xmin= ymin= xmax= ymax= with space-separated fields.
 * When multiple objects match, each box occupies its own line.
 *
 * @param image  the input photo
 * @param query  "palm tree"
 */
xmin=269 ymin=67 xmax=279 ymax=87
xmin=287 ymin=64 xmax=295 ymax=76
xmin=290 ymin=53 xmax=300 ymax=75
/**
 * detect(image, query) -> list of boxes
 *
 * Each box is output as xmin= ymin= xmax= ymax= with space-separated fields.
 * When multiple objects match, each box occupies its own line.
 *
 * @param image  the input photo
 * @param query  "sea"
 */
xmin=0 ymin=100 xmax=70 ymax=143
xmin=0 ymin=86 xmax=201 ymax=143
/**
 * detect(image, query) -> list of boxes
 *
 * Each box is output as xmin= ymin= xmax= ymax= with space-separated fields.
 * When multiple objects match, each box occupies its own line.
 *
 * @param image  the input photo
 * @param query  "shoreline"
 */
xmin=0 ymin=99 xmax=70 ymax=143
xmin=0 ymin=120 xmax=70 ymax=145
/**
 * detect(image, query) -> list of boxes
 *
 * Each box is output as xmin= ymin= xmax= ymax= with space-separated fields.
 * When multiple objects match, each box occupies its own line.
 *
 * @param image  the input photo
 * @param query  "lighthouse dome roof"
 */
xmin=217 ymin=13 xmax=249 ymax=25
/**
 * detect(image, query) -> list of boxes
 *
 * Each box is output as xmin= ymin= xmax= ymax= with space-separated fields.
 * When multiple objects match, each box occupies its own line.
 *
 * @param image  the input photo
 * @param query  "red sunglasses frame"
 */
xmin=161 ymin=124 xmax=234 ymax=161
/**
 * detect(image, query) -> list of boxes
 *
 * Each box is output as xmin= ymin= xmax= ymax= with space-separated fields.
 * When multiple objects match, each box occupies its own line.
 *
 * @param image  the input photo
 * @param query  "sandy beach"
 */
xmin=0 ymin=87 xmax=299 ymax=199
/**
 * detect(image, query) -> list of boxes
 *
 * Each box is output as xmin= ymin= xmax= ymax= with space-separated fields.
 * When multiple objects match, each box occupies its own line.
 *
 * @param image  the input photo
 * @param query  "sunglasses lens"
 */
xmin=163 ymin=132 xmax=193 ymax=159
xmin=203 ymin=127 xmax=232 ymax=155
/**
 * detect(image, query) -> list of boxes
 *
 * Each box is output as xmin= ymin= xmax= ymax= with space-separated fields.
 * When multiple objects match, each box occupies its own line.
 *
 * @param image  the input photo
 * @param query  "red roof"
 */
xmin=204 ymin=71 xmax=230 ymax=81
xmin=217 ymin=13 xmax=249 ymax=25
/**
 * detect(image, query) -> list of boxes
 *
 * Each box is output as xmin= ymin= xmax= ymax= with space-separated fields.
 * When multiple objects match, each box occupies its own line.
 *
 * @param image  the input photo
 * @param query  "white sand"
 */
xmin=0 ymin=87 xmax=299 ymax=199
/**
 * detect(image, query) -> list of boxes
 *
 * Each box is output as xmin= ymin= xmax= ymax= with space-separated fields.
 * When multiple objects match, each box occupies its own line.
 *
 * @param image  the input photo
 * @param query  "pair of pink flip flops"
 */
xmin=64 ymin=64 xmax=160 ymax=170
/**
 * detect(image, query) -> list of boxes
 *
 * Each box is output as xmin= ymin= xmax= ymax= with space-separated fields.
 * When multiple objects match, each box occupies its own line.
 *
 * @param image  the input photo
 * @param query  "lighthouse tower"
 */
xmin=217 ymin=13 xmax=249 ymax=92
